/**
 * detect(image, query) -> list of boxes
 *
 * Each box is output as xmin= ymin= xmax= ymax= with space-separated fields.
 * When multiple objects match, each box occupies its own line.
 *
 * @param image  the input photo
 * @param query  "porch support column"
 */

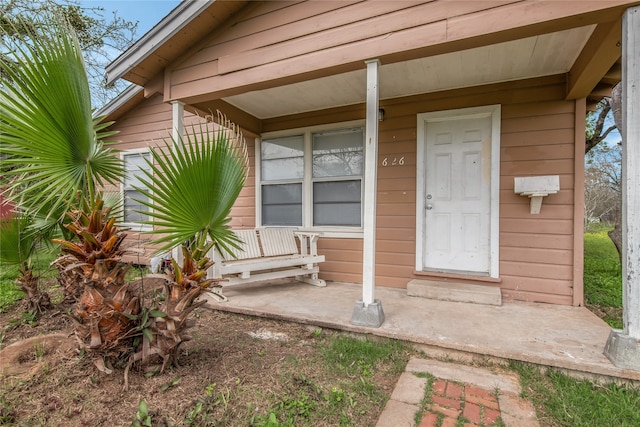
xmin=171 ymin=101 xmax=185 ymax=264
xmin=351 ymin=59 xmax=385 ymax=327
xmin=604 ymin=6 xmax=640 ymax=371
xmin=171 ymin=100 xmax=185 ymax=144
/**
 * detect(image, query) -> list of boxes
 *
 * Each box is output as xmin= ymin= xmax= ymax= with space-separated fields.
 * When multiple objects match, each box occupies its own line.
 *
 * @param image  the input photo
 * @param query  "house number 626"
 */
xmin=382 ymin=156 xmax=405 ymax=166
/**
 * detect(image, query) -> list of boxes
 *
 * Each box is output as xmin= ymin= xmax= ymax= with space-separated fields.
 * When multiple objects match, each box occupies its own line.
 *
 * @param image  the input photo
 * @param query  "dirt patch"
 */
xmin=0 ymin=282 xmax=412 ymax=426
xmin=0 ymin=333 xmax=76 ymax=379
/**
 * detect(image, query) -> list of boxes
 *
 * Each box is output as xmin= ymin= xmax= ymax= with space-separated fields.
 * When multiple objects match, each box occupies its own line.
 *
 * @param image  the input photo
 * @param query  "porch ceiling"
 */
xmin=222 ymin=26 xmax=596 ymax=120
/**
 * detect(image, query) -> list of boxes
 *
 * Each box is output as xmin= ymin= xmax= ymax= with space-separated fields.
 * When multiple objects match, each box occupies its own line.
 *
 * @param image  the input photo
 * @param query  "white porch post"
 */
xmin=172 ymin=100 xmax=185 ymax=144
xmin=171 ymin=101 xmax=185 ymax=264
xmin=604 ymin=6 xmax=640 ymax=371
xmin=351 ymin=59 xmax=385 ymax=327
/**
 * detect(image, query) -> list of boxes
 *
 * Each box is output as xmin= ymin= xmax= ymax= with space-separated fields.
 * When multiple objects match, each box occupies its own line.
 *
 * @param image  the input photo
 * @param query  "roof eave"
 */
xmin=104 ymin=0 xmax=215 ymax=86
xmin=94 ymin=84 xmax=144 ymax=122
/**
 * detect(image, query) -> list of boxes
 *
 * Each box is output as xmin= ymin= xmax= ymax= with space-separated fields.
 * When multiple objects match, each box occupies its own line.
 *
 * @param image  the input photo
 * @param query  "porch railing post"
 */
xmin=351 ymin=59 xmax=385 ymax=327
xmin=604 ymin=5 xmax=640 ymax=371
xmin=170 ymin=101 xmax=185 ymax=265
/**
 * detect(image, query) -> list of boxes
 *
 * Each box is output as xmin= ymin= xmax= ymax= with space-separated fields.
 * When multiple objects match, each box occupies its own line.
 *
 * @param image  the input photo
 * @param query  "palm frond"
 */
xmin=0 ymin=13 xmax=123 ymax=219
xmin=0 ymin=215 xmax=36 ymax=266
xmin=136 ymin=112 xmax=249 ymax=254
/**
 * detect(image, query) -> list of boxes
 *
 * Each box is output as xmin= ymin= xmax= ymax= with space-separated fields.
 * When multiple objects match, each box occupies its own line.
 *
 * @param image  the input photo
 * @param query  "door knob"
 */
xmin=426 ymin=204 xmax=433 ymax=210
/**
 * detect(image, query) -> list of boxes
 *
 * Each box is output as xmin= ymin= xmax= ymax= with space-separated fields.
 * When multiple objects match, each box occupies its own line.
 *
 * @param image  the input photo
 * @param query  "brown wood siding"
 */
xmin=166 ymin=0 xmax=629 ymax=101
xmin=170 ymin=0 xmax=515 ymax=99
xmin=318 ymin=238 xmax=363 ymax=284
xmin=113 ymin=84 xmax=581 ymax=304
xmin=229 ymin=136 xmax=256 ymax=229
xmin=264 ymin=75 xmax=580 ymax=305
xmin=109 ymin=94 xmax=173 ymax=151
xmin=499 ymin=88 xmax=577 ymax=304
xmin=572 ymin=99 xmax=586 ymax=306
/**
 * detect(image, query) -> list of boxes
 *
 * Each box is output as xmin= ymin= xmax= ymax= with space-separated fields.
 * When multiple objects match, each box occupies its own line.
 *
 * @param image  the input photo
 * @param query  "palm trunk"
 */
xmin=18 ymin=263 xmax=51 ymax=313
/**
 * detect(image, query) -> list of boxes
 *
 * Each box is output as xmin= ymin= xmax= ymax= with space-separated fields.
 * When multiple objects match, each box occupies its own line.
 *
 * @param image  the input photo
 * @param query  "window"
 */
xmin=122 ymin=151 xmax=151 ymax=224
xmin=260 ymin=126 xmax=364 ymax=229
xmin=261 ymin=135 xmax=304 ymax=226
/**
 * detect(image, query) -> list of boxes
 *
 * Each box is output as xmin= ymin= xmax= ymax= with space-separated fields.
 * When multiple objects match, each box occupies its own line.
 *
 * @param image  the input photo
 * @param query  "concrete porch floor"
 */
xmin=201 ymin=280 xmax=640 ymax=382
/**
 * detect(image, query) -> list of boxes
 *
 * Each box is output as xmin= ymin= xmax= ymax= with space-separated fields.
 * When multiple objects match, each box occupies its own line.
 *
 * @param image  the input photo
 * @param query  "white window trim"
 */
xmin=256 ymin=120 xmax=365 ymax=238
xmin=120 ymin=148 xmax=153 ymax=232
xmin=415 ymin=105 xmax=501 ymax=278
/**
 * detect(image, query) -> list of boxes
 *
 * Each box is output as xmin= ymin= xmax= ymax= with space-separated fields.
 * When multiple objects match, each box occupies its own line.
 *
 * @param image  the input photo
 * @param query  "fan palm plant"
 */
xmin=0 ymin=215 xmax=52 ymax=313
xmin=55 ymin=196 xmax=140 ymax=372
xmin=0 ymin=14 xmax=136 ymax=370
xmin=136 ymin=112 xmax=249 ymax=256
xmin=0 ymin=14 xmax=123 ymax=220
xmin=130 ymin=112 xmax=249 ymax=371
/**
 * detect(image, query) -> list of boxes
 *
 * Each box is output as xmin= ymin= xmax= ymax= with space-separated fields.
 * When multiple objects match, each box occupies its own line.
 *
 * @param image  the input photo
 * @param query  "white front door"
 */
xmin=422 ymin=114 xmax=493 ymax=274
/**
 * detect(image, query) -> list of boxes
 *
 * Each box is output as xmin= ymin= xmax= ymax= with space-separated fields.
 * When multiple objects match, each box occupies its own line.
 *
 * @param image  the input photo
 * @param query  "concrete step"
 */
xmin=407 ymin=279 xmax=502 ymax=306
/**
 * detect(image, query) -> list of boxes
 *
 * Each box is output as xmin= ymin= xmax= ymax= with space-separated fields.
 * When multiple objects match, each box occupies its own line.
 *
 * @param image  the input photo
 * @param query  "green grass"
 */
xmin=583 ymin=229 xmax=622 ymax=327
xmin=0 ymin=247 xmax=58 ymax=312
xmin=252 ymin=335 xmax=410 ymax=426
xmin=320 ymin=335 xmax=408 ymax=376
xmin=512 ymin=361 xmax=640 ymax=427
xmin=183 ymin=334 xmax=412 ymax=427
xmin=0 ymin=266 xmax=25 ymax=312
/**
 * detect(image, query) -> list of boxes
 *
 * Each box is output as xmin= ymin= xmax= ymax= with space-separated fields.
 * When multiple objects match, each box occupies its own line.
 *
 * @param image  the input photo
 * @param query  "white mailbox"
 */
xmin=514 ymin=175 xmax=560 ymax=214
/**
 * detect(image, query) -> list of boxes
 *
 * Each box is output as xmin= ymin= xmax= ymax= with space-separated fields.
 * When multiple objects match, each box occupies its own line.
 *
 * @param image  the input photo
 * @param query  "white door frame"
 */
xmin=416 ymin=105 xmax=501 ymax=278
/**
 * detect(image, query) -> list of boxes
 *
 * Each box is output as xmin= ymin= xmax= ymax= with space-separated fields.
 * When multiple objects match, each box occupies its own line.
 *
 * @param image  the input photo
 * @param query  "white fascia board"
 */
xmin=93 ymin=84 xmax=143 ymax=120
xmin=104 ymin=0 xmax=215 ymax=85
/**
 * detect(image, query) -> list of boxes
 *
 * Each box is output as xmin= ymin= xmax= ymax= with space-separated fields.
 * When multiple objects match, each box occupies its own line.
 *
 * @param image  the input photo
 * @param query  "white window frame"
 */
xmin=120 ymin=148 xmax=153 ymax=231
xmin=257 ymin=120 xmax=365 ymax=238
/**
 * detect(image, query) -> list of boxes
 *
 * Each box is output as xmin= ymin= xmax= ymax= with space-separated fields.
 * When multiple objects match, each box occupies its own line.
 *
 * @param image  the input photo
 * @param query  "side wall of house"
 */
xmin=110 ymin=77 xmax=578 ymax=304
xmin=262 ymin=75 xmax=578 ymax=305
xmin=106 ymin=94 xmax=256 ymax=262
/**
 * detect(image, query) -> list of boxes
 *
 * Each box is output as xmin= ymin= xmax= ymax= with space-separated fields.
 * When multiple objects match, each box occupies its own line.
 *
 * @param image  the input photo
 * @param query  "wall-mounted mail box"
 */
xmin=514 ymin=175 xmax=560 ymax=214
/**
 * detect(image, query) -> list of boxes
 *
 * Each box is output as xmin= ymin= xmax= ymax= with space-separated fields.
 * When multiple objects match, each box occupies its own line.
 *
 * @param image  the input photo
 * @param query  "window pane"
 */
xmin=262 ymin=135 xmax=304 ymax=180
xmin=313 ymin=180 xmax=361 ymax=226
xmin=313 ymin=128 xmax=363 ymax=178
xmin=262 ymin=158 xmax=304 ymax=181
xmin=124 ymin=190 xmax=149 ymax=223
xmin=262 ymin=184 xmax=302 ymax=226
xmin=124 ymin=153 xmax=149 ymax=188
xmin=123 ymin=152 xmax=151 ymax=223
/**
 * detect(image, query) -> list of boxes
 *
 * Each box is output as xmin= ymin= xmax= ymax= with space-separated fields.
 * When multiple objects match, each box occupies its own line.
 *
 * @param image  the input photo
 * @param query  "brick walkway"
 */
xmin=375 ymin=358 xmax=539 ymax=427
xmin=419 ymin=380 xmax=502 ymax=427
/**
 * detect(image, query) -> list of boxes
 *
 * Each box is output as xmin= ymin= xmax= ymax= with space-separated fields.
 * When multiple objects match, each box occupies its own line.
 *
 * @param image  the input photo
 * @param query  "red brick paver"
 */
xmin=421 ymin=379 xmax=503 ymax=427
xmin=433 ymin=380 xmax=447 ymax=395
xmin=445 ymin=382 xmax=464 ymax=400
xmin=419 ymin=412 xmax=439 ymax=427
xmin=432 ymin=395 xmax=462 ymax=410
xmin=463 ymin=402 xmax=482 ymax=424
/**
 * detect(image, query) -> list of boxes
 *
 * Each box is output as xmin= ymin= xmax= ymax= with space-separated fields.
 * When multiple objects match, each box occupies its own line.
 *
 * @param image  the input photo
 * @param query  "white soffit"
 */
xmin=223 ymin=26 xmax=595 ymax=119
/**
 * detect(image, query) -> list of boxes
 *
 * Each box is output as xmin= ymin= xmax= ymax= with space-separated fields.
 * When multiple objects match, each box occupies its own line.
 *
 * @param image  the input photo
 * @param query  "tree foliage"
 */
xmin=585 ymin=99 xmax=617 ymax=154
xmin=584 ymin=83 xmax=623 ymax=261
xmin=585 ymin=143 xmax=621 ymax=229
xmin=0 ymin=0 xmax=138 ymax=107
xmin=0 ymin=12 xmax=124 ymax=221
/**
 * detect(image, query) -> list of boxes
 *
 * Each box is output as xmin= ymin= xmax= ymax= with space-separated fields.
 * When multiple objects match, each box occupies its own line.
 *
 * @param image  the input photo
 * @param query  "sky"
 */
xmin=83 ymin=0 xmax=181 ymax=40
xmin=73 ymin=1 xmax=180 ymax=106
